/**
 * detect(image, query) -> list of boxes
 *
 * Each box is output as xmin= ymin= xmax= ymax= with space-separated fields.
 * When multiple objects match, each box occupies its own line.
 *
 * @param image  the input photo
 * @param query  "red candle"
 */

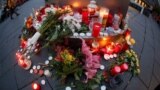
xmin=19 ymin=59 xmax=27 ymax=68
xmin=92 ymin=23 xmax=102 ymax=37
xmin=106 ymin=12 xmax=113 ymax=27
xmin=111 ymin=65 xmax=121 ymax=76
xmin=21 ymin=39 xmax=27 ymax=49
xmin=106 ymin=46 xmax=114 ymax=54
xmin=114 ymin=44 xmax=122 ymax=53
xmin=32 ymin=82 xmax=41 ymax=90
xmin=82 ymin=9 xmax=89 ymax=25
xmin=120 ymin=63 xmax=129 ymax=72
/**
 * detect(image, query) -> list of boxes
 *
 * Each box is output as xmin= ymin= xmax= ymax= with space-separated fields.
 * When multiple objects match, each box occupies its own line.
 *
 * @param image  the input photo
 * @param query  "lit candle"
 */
xmin=120 ymin=63 xmax=129 ymax=72
xmin=19 ymin=59 xmax=27 ymax=68
xmin=106 ymin=46 xmax=114 ymax=54
xmin=82 ymin=9 xmax=89 ymax=25
xmin=44 ymin=69 xmax=52 ymax=77
xmin=92 ymin=22 xmax=102 ymax=37
xmin=32 ymin=82 xmax=41 ymax=90
xmin=99 ymin=8 xmax=109 ymax=27
xmin=111 ymin=65 xmax=121 ymax=76
xmin=112 ymin=14 xmax=120 ymax=30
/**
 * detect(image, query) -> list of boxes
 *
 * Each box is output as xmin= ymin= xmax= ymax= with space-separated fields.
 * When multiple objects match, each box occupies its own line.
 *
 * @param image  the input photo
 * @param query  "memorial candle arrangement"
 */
xmin=15 ymin=2 xmax=140 ymax=90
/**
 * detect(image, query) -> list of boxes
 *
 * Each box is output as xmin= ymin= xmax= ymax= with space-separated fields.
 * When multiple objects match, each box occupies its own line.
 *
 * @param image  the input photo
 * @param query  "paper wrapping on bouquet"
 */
xmin=27 ymin=32 xmax=41 ymax=51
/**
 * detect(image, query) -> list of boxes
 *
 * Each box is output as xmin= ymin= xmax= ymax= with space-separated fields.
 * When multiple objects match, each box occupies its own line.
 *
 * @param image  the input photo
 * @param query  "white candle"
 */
xmin=37 ymin=65 xmax=41 ymax=70
xmin=104 ymin=54 xmax=110 ymax=60
xmin=44 ymin=69 xmax=52 ymax=77
xmin=80 ymin=33 xmax=85 ymax=37
xmin=30 ymin=69 xmax=33 ymax=74
xmin=100 ymin=65 xmax=105 ymax=70
xmin=86 ymin=32 xmax=92 ymax=37
xmin=33 ymin=65 xmax=36 ymax=69
xmin=66 ymin=86 xmax=71 ymax=90
xmin=101 ymin=85 xmax=106 ymax=90
xmin=41 ymin=79 xmax=46 ymax=85
xmin=45 ymin=60 xmax=49 ymax=65
xmin=48 ymin=56 xmax=53 ymax=60
xmin=99 ymin=8 xmax=109 ymax=23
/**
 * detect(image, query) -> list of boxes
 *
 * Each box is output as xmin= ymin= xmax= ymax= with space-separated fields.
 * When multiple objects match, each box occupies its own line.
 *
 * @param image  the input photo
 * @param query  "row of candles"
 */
xmin=111 ymin=63 xmax=129 ymax=76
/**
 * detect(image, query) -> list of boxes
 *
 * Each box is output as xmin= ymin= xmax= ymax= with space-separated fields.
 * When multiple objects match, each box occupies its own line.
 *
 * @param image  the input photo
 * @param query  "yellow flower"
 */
xmin=60 ymin=49 xmax=75 ymax=64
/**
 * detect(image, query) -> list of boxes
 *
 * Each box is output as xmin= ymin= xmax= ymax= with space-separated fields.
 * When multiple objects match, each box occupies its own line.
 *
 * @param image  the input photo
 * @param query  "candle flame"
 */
xmin=72 ymin=2 xmax=80 ymax=8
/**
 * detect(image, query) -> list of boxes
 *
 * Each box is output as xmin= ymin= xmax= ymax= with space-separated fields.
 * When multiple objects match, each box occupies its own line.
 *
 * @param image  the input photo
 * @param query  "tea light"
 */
xmin=100 ymin=65 xmax=105 ymax=70
xmin=33 ymin=65 xmax=36 ymax=69
xmin=41 ymin=79 xmax=46 ymax=85
xmin=113 ymin=54 xmax=117 ymax=57
xmin=66 ymin=86 xmax=71 ymax=90
xmin=73 ymin=33 xmax=79 ymax=37
xmin=37 ymin=65 xmax=41 ymax=70
xmin=27 ymin=56 xmax=31 ymax=60
xmin=101 ymin=85 xmax=106 ymax=90
xmin=45 ymin=60 xmax=49 ymax=65
xmin=80 ymin=33 xmax=85 ymax=37
xmin=48 ymin=56 xmax=53 ymax=60
xmin=103 ymin=32 xmax=108 ymax=36
xmin=104 ymin=54 xmax=110 ymax=60
xmin=30 ymin=69 xmax=33 ymax=74
xmin=44 ymin=69 xmax=52 ymax=77
xmin=110 ymin=55 xmax=114 ymax=58
xmin=86 ymin=32 xmax=92 ymax=37
xmin=100 ymin=32 xmax=103 ymax=36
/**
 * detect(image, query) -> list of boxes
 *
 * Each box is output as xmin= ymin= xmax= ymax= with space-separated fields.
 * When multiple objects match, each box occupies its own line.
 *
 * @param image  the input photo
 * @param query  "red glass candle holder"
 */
xmin=82 ymin=9 xmax=89 ymax=25
xmin=92 ymin=22 xmax=102 ymax=37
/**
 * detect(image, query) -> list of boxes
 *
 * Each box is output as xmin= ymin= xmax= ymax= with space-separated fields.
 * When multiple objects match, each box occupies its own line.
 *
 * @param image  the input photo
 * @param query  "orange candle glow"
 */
xmin=99 ymin=8 xmax=109 ymax=26
xmin=99 ymin=37 xmax=108 ymax=48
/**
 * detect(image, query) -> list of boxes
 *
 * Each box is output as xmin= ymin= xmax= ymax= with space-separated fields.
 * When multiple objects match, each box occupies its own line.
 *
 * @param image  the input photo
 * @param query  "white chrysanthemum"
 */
xmin=63 ymin=15 xmax=81 ymax=32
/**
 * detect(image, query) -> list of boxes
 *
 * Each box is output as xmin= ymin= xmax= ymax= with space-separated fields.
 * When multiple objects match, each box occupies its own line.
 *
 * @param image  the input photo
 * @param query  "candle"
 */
xmin=106 ymin=46 xmax=114 ymax=54
xmin=44 ymin=69 xmax=52 ymax=77
xmin=120 ymin=63 xmax=129 ymax=72
xmin=111 ymin=65 xmax=121 ymax=76
xmin=106 ymin=12 xmax=113 ymax=27
xmin=66 ymin=86 xmax=71 ymax=90
xmin=92 ymin=22 xmax=102 ymax=37
xmin=82 ymin=9 xmax=89 ymax=25
xmin=41 ymin=80 xmax=46 ymax=85
xmin=32 ymin=82 xmax=41 ymax=90
xmin=87 ymin=0 xmax=97 ymax=15
xmin=19 ymin=59 xmax=27 ymax=68
xmin=100 ymin=65 xmax=105 ymax=70
xmin=113 ymin=14 xmax=120 ymax=30
xmin=101 ymin=85 xmax=106 ymax=90
xmin=99 ymin=8 xmax=109 ymax=27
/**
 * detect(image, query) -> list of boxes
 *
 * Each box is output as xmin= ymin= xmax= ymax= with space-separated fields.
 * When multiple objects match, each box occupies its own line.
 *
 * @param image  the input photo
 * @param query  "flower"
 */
xmin=81 ymin=39 xmax=101 ymax=80
xmin=56 ymin=49 xmax=75 ymax=64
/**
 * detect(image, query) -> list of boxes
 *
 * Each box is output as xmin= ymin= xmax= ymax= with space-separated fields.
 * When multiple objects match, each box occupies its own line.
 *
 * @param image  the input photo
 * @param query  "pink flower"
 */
xmin=81 ymin=39 xmax=101 ymax=81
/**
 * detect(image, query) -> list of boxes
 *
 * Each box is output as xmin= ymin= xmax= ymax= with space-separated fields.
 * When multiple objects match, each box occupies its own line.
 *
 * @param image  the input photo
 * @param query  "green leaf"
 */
xmin=74 ymin=73 xmax=80 ymax=80
xmin=91 ymin=85 xmax=99 ymax=90
xmin=49 ymin=30 xmax=58 ymax=42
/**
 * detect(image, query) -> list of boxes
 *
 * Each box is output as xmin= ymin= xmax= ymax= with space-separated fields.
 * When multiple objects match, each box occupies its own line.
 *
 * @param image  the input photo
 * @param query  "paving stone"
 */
xmin=154 ymin=40 xmax=160 ymax=64
xmin=149 ymin=75 xmax=159 ymax=90
xmin=139 ymin=43 xmax=154 ymax=87
xmin=145 ymin=19 xmax=154 ymax=48
xmin=126 ymin=77 xmax=147 ymax=90
xmin=153 ymin=61 xmax=160 ymax=82
xmin=14 ymin=64 xmax=40 ymax=89
xmin=111 ymin=72 xmax=132 ymax=90
xmin=134 ymin=15 xmax=147 ymax=27
xmin=0 ymin=49 xmax=18 ymax=77
xmin=0 ymin=69 xmax=18 ymax=90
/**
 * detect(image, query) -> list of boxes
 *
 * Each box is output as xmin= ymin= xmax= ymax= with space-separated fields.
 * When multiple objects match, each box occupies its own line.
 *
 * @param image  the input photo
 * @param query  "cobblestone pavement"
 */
xmin=0 ymin=0 xmax=160 ymax=90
